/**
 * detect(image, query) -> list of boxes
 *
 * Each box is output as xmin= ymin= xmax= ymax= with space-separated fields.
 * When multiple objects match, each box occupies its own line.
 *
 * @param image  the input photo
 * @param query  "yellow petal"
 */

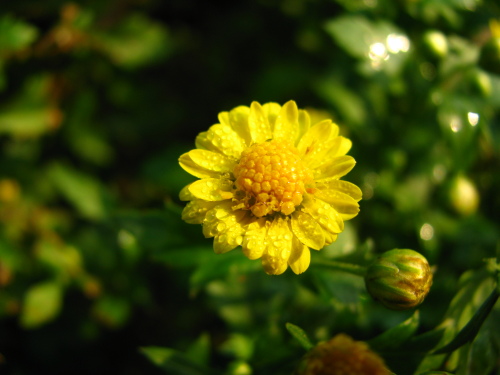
xmin=297 ymin=120 xmax=338 ymax=159
xmin=273 ymin=100 xmax=299 ymax=142
xmin=308 ymin=136 xmax=352 ymax=170
xmin=314 ymin=155 xmax=356 ymax=181
xmin=202 ymin=201 xmax=246 ymax=238
xmin=262 ymin=102 xmax=282 ymax=131
xmin=197 ymin=123 xmax=246 ymax=158
xmin=303 ymin=196 xmax=344 ymax=234
xmin=323 ymin=232 xmax=338 ymax=246
xmin=228 ymin=106 xmax=252 ymax=146
xmin=297 ymin=109 xmax=311 ymax=142
xmin=213 ymin=219 xmax=246 ymax=254
xmin=188 ymin=178 xmax=234 ymax=201
xmin=179 ymin=153 xmax=221 ymax=179
xmin=262 ymin=254 xmax=288 ymax=275
xmin=260 ymin=217 xmax=293 ymax=275
xmin=315 ymin=189 xmax=360 ymax=220
xmin=248 ymin=101 xmax=272 ymax=143
xmin=242 ymin=218 xmax=268 ymax=260
xmin=291 ymin=211 xmax=325 ymax=250
xmin=288 ymin=237 xmax=310 ymax=274
xmin=316 ymin=179 xmax=362 ymax=201
xmin=179 ymin=184 xmax=196 ymax=201
xmin=182 ymin=200 xmax=219 ymax=224
xmin=188 ymin=149 xmax=237 ymax=174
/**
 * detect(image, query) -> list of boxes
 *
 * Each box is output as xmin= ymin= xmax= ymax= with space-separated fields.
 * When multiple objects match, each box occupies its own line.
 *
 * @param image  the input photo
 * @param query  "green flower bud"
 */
xmin=365 ymin=249 xmax=432 ymax=310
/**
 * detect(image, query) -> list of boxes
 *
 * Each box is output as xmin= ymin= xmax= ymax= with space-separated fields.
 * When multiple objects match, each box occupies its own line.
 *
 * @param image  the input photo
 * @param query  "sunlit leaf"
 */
xmin=20 ymin=281 xmax=63 ymax=329
xmin=285 ymin=322 xmax=314 ymax=350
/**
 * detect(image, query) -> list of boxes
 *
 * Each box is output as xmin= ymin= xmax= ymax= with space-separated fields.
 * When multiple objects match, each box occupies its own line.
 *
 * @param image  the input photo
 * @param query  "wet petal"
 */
xmin=198 ymin=123 xmax=246 ymax=158
xmin=213 ymin=217 xmax=247 ymax=254
xmin=262 ymin=217 xmax=292 ymax=275
xmin=291 ymin=211 xmax=325 ymax=250
xmin=303 ymin=196 xmax=344 ymax=235
xmin=297 ymin=119 xmax=334 ymax=155
xmin=179 ymin=153 xmax=221 ymax=179
xmin=189 ymin=178 xmax=234 ymax=201
xmin=297 ymin=109 xmax=311 ymax=142
xmin=314 ymin=155 xmax=356 ymax=181
xmin=309 ymin=137 xmax=352 ymax=170
xmin=315 ymin=189 xmax=360 ymax=220
xmin=262 ymin=102 xmax=281 ymax=131
xmin=203 ymin=202 xmax=245 ymax=239
xmin=316 ymin=179 xmax=362 ymax=201
xmin=288 ymin=237 xmax=311 ymax=274
xmin=181 ymin=200 xmax=219 ymax=224
xmin=179 ymin=184 xmax=196 ymax=201
xmin=242 ymin=218 xmax=268 ymax=260
xmin=262 ymin=254 xmax=288 ymax=275
xmin=273 ymin=100 xmax=299 ymax=143
xmin=228 ymin=106 xmax=252 ymax=146
xmin=248 ymin=101 xmax=272 ymax=143
xmin=188 ymin=149 xmax=237 ymax=174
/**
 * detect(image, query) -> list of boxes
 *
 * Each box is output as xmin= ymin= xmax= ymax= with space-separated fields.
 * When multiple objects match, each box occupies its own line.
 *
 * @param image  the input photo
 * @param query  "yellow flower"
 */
xmin=295 ymin=334 xmax=391 ymax=375
xmin=179 ymin=101 xmax=361 ymax=275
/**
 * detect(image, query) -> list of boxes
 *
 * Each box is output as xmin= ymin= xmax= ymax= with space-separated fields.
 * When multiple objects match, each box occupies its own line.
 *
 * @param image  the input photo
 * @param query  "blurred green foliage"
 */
xmin=0 ymin=0 xmax=499 ymax=374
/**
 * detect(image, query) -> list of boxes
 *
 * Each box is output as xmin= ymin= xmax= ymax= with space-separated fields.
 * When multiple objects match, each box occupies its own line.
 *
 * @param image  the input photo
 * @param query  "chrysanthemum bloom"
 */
xmin=179 ymin=101 xmax=361 ymax=275
xmin=295 ymin=334 xmax=391 ymax=375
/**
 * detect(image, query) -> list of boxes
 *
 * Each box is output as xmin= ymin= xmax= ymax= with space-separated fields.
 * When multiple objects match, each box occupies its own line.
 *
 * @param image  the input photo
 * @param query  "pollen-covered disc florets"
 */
xmin=233 ymin=140 xmax=313 ymax=217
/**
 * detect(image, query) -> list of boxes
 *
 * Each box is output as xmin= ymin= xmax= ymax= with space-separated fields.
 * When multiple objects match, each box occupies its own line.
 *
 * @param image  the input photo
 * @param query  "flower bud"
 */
xmin=365 ymin=249 xmax=432 ymax=310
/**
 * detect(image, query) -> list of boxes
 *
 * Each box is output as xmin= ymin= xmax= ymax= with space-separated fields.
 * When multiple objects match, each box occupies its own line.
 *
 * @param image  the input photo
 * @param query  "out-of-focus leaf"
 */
xmin=433 ymin=288 xmax=499 ymax=354
xmin=190 ymin=251 xmax=260 ymax=293
xmin=0 ymin=75 xmax=59 ymax=137
xmin=20 ymin=281 xmax=63 ymax=329
xmin=285 ymin=322 xmax=314 ymax=350
xmin=97 ymin=13 xmax=171 ymax=69
xmin=114 ymin=210 xmax=187 ymax=251
xmin=46 ymin=162 xmax=109 ymax=220
xmin=369 ymin=310 xmax=420 ymax=350
xmin=153 ymin=246 xmax=213 ymax=268
xmin=324 ymin=15 xmax=410 ymax=76
xmin=141 ymin=346 xmax=215 ymax=375
xmin=220 ymin=334 xmax=254 ymax=360
xmin=316 ymin=78 xmax=366 ymax=126
xmin=185 ymin=333 xmax=210 ymax=366
xmin=0 ymin=15 xmax=38 ymax=53
xmin=92 ymin=296 xmax=130 ymax=328
xmin=313 ymin=268 xmax=365 ymax=310
xmin=35 ymin=240 xmax=83 ymax=281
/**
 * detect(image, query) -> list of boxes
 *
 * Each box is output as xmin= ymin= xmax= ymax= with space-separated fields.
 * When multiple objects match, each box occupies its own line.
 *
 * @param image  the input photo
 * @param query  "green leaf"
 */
xmin=47 ymin=162 xmax=108 ymax=220
xmin=189 ymin=251 xmax=260 ymax=293
xmin=0 ymin=75 xmax=56 ymax=137
xmin=20 ymin=281 xmax=63 ymax=329
xmin=97 ymin=13 xmax=171 ymax=69
xmin=285 ymin=322 xmax=314 ymax=350
xmin=141 ymin=346 xmax=214 ymax=375
xmin=185 ymin=333 xmax=210 ymax=366
xmin=0 ymin=15 xmax=38 ymax=53
xmin=369 ymin=310 xmax=420 ymax=350
xmin=92 ymin=296 xmax=130 ymax=328
xmin=433 ymin=288 xmax=499 ymax=354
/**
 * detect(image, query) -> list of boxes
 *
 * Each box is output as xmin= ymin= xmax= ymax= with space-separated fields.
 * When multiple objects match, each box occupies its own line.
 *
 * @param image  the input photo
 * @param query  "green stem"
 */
xmin=312 ymin=259 xmax=368 ymax=277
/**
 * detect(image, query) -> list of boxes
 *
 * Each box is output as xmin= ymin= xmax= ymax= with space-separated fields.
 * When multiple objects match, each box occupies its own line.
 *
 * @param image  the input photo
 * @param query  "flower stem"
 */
xmin=312 ymin=259 xmax=368 ymax=277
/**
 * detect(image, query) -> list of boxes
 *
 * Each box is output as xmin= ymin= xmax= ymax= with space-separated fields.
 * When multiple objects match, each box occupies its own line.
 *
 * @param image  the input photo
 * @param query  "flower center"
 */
xmin=233 ymin=140 xmax=313 ymax=217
